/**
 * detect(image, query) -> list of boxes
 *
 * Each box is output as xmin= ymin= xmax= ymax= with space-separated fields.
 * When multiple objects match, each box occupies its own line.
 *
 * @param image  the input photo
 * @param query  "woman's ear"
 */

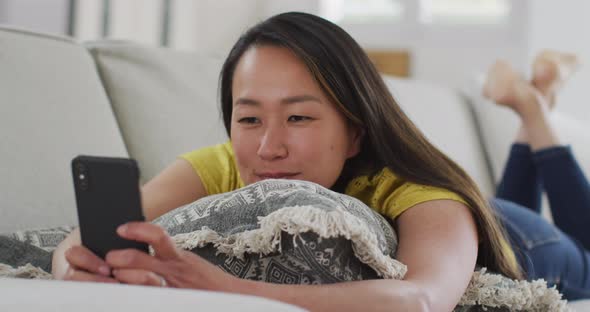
xmin=347 ymin=126 xmax=365 ymax=159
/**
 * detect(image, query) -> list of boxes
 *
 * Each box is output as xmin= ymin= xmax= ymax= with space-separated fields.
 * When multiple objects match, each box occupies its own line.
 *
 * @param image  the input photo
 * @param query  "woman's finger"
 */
xmin=112 ymin=268 xmax=168 ymax=287
xmin=63 ymin=267 xmax=118 ymax=283
xmin=117 ymin=222 xmax=179 ymax=260
xmin=65 ymin=245 xmax=111 ymax=276
xmin=105 ymin=248 xmax=162 ymax=272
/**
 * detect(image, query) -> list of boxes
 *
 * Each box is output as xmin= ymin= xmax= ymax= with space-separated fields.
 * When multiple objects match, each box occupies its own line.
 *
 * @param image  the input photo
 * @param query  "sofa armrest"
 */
xmin=0 ymin=278 xmax=306 ymax=311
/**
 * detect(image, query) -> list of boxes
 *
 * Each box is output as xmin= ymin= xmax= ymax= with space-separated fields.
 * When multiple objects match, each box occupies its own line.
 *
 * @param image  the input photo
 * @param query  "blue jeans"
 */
xmin=493 ymin=144 xmax=590 ymax=300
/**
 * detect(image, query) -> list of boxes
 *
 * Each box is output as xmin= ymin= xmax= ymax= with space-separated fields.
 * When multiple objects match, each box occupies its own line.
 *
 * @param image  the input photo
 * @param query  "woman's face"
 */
xmin=230 ymin=45 xmax=361 ymax=189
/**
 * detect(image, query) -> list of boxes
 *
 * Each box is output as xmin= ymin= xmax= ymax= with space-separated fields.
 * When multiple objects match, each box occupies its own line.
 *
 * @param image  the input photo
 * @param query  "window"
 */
xmin=320 ymin=0 xmax=405 ymax=24
xmin=320 ymin=0 xmax=512 ymax=25
xmin=420 ymin=0 xmax=511 ymax=24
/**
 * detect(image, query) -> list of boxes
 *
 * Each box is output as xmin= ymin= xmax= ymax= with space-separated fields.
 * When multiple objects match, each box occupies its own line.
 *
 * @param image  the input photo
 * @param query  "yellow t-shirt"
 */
xmin=180 ymin=141 xmax=518 ymax=269
xmin=179 ymin=141 xmax=467 ymax=221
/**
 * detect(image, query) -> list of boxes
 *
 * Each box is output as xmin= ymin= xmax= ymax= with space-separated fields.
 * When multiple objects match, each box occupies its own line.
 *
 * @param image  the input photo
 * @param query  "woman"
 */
xmin=51 ymin=12 xmax=588 ymax=310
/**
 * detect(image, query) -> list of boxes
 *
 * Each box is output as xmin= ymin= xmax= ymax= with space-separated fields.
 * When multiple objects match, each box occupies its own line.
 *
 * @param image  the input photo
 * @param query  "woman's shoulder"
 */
xmin=178 ymin=141 xmax=242 ymax=195
xmin=346 ymin=167 xmax=468 ymax=220
xmin=180 ymin=141 xmax=234 ymax=159
xmin=345 ymin=167 xmax=402 ymax=193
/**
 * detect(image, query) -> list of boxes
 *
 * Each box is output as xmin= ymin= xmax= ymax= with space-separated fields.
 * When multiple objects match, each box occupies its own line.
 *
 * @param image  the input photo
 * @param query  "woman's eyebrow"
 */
xmin=235 ymin=95 xmax=322 ymax=106
xmin=281 ymin=95 xmax=321 ymax=105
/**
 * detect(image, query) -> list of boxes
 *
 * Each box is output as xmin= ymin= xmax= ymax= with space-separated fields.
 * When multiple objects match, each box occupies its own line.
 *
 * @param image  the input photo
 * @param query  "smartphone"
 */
xmin=71 ymin=155 xmax=149 ymax=259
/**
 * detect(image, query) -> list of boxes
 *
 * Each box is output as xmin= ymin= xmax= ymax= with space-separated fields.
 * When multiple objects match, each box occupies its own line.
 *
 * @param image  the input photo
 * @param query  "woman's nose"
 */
xmin=257 ymin=126 xmax=288 ymax=160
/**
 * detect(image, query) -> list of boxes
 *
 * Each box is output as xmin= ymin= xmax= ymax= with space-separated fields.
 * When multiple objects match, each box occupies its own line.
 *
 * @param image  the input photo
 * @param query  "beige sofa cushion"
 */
xmin=86 ymin=41 xmax=227 ymax=184
xmin=570 ymin=299 xmax=590 ymax=311
xmin=0 ymin=278 xmax=305 ymax=311
xmin=0 ymin=27 xmax=128 ymax=232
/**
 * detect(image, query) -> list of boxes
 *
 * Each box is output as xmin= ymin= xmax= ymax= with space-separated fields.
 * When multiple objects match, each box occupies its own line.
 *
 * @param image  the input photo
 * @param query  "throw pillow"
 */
xmin=153 ymin=178 xmax=406 ymax=283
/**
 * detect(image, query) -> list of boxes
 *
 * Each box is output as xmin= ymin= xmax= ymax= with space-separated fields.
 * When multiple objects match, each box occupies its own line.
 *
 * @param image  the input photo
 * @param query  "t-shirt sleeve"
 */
xmin=347 ymin=168 xmax=470 ymax=221
xmin=381 ymin=182 xmax=469 ymax=220
xmin=178 ymin=141 xmax=241 ymax=196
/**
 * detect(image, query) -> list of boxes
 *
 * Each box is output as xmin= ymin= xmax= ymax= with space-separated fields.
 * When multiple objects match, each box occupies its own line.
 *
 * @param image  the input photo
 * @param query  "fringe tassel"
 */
xmin=458 ymin=268 xmax=570 ymax=312
xmin=0 ymin=263 xmax=52 ymax=280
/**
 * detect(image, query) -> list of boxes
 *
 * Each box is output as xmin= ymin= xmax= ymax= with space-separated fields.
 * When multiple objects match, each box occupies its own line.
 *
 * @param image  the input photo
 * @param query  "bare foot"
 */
xmin=531 ymin=50 xmax=579 ymax=110
xmin=482 ymin=60 xmax=547 ymax=120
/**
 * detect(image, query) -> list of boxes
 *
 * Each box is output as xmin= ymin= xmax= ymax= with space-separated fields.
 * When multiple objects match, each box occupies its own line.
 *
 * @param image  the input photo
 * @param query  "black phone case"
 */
xmin=72 ymin=155 xmax=149 ymax=259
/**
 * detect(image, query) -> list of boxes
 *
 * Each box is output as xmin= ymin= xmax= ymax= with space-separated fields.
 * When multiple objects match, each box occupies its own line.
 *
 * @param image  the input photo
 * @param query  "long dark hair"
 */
xmin=218 ymin=12 xmax=522 ymax=280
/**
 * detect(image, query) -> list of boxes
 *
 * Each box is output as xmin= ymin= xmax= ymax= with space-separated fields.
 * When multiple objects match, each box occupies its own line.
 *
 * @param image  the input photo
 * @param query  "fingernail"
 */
xmin=118 ymin=224 xmax=128 ymax=235
xmin=99 ymin=265 xmax=111 ymax=276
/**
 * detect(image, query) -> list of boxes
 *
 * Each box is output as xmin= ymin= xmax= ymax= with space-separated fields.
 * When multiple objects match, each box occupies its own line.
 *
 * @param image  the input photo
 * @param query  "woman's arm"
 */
xmin=106 ymin=199 xmax=478 ymax=312
xmin=231 ymin=199 xmax=479 ymax=312
xmin=234 ymin=275 xmax=430 ymax=311
xmin=51 ymin=158 xmax=207 ymax=279
xmin=394 ymin=199 xmax=479 ymax=310
xmin=140 ymin=158 xmax=208 ymax=221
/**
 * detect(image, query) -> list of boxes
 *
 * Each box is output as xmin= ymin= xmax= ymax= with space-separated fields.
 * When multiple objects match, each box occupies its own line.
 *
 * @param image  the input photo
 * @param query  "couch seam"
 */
xmin=0 ymin=25 xmax=77 ymax=44
xmin=459 ymin=90 xmax=498 ymax=193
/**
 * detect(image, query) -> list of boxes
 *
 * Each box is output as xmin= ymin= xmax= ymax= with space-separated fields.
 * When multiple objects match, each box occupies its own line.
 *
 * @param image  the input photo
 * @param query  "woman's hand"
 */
xmin=105 ymin=222 xmax=237 ymax=291
xmin=62 ymin=245 xmax=118 ymax=283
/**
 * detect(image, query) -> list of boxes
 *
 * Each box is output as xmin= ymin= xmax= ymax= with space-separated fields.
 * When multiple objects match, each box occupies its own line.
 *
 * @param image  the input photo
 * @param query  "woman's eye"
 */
xmin=288 ymin=115 xmax=311 ymax=122
xmin=238 ymin=117 xmax=259 ymax=124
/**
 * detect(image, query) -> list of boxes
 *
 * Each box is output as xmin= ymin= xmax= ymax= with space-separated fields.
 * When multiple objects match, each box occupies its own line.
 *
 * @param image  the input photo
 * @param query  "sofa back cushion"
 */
xmin=384 ymin=77 xmax=495 ymax=195
xmin=0 ymin=27 xmax=128 ymax=232
xmin=86 ymin=41 xmax=227 ymax=184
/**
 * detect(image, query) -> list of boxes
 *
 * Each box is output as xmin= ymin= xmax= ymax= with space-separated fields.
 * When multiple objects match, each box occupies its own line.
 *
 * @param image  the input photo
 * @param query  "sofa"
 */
xmin=1 ymin=25 xmax=589 ymax=310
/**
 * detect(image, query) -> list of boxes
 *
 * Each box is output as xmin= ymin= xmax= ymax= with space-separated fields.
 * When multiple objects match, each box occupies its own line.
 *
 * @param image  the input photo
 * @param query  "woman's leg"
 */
xmin=483 ymin=52 xmax=590 ymax=246
xmin=533 ymin=146 xmax=590 ymax=250
xmin=483 ymin=62 xmax=543 ymax=212
xmin=485 ymin=53 xmax=590 ymax=298
xmin=492 ymin=198 xmax=590 ymax=300
xmin=527 ymin=51 xmax=590 ymax=249
xmin=495 ymin=143 xmax=542 ymax=213
xmin=527 ymin=50 xmax=590 ymax=247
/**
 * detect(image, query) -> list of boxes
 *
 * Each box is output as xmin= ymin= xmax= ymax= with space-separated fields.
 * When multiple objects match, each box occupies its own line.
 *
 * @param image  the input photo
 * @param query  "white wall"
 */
xmin=527 ymin=0 xmax=590 ymax=120
xmin=341 ymin=22 xmax=526 ymax=90
xmin=261 ymin=0 xmax=529 ymax=91
xmin=168 ymin=0 xmax=319 ymax=57
xmin=0 ymin=0 xmax=69 ymax=35
xmin=169 ymin=0 xmax=267 ymax=56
